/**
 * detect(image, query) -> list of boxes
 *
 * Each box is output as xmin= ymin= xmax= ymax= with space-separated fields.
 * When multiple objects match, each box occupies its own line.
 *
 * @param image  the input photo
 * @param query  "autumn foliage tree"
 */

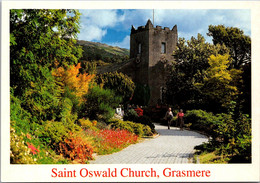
xmin=207 ymin=25 xmax=251 ymax=115
xmin=166 ymin=34 xmax=229 ymax=110
xmin=52 ymin=63 xmax=95 ymax=100
xmin=195 ymin=54 xmax=242 ymax=110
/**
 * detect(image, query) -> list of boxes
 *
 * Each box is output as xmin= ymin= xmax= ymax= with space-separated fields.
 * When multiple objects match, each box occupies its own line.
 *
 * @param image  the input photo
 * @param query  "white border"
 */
xmin=1 ymin=1 xmax=260 ymax=182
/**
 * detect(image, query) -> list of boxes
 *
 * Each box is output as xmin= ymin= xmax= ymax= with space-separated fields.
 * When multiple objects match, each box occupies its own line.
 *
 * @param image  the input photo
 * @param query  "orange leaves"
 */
xmin=58 ymin=132 xmax=93 ymax=163
xmin=52 ymin=63 xmax=95 ymax=99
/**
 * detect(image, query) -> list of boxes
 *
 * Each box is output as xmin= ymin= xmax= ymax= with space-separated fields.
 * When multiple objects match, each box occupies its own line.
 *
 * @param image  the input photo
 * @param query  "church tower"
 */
xmin=129 ymin=19 xmax=178 ymax=105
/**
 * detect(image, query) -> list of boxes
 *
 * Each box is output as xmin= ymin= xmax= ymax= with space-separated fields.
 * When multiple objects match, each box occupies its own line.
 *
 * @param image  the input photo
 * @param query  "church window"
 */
xmin=138 ymin=43 xmax=141 ymax=54
xmin=161 ymin=42 xmax=166 ymax=54
xmin=160 ymin=86 xmax=166 ymax=103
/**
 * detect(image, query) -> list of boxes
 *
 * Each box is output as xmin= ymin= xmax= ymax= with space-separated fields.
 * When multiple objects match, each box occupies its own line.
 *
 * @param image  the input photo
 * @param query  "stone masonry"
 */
xmin=119 ymin=19 xmax=178 ymax=106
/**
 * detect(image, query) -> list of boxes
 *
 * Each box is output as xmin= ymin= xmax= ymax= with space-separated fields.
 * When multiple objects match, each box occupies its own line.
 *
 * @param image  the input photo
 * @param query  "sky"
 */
xmin=77 ymin=9 xmax=251 ymax=49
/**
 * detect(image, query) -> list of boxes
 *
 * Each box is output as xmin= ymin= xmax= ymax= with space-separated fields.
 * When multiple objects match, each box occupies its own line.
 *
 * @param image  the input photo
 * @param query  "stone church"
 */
xmin=118 ymin=19 xmax=178 ymax=106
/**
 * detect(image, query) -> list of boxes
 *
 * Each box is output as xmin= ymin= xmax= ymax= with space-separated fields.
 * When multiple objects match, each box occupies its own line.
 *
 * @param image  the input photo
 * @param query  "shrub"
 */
xmin=60 ymin=97 xmax=78 ymax=126
xmin=10 ymin=93 xmax=34 ymax=134
xmin=188 ymin=110 xmax=252 ymax=163
xmin=42 ymin=121 xmax=81 ymax=151
xmin=123 ymin=109 xmax=138 ymax=122
xmin=137 ymin=115 xmax=155 ymax=133
xmin=233 ymin=134 xmax=251 ymax=162
xmin=42 ymin=121 xmax=69 ymax=149
xmin=109 ymin=119 xmax=134 ymax=133
xmin=184 ymin=110 xmax=218 ymax=133
xmin=124 ymin=109 xmax=156 ymax=133
xmin=132 ymin=123 xmax=144 ymax=137
xmin=10 ymin=126 xmax=36 ymax=164
xmin=108 ymin=119 xmax=153 ymax=137
xmin=78 ymin=118 xmax=98 ymax=131
xmin=142 ymin=125 xmax=153 ymax=136
xmin=96 ymin=72 xmax=135 ymax=103
xmin=81 ymin=85 xmax=122 ymax=121
xmin=58 ymin=132 xmax=93 ymax=163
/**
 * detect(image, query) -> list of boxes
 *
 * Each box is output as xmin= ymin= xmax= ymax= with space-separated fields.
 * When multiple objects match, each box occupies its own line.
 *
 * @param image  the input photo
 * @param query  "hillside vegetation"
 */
xmin=77 ymin=40 xmax=129 ymax=64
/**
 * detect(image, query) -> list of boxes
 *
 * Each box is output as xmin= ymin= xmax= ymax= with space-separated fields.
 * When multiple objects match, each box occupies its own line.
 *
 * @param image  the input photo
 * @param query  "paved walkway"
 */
xmin=89 ymin=123 xmax=208 ymax=164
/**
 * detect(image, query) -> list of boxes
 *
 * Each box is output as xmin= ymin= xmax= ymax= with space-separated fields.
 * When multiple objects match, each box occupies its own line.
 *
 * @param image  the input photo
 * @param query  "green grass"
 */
xmin=195 ymin=151 xmax=229 ymax=164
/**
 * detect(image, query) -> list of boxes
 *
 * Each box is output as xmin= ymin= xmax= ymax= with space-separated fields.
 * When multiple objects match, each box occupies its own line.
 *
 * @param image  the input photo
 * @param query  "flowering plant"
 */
xmin=27 ymin=142 xmax=40 ymax=155
xmin=86 ymin=129 xmax=138 ymax=154
xmin=134 ymin=107 xmax=143 ymax=116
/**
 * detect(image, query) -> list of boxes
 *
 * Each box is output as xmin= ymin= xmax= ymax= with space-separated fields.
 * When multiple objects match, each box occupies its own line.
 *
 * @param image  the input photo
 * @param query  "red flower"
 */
xmin=134 ymin=107 xmax=143 ymax=116
xmin=27 ymin=142 xmax=40 ymax=155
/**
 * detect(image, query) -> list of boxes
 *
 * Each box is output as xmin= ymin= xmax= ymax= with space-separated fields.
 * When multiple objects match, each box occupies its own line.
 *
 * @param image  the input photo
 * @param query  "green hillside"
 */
xmin=77 ymin=40 xmax=129 ymax=64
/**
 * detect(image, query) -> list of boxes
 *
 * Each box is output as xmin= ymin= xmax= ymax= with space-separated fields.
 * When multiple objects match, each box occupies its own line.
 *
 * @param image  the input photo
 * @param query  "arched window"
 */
xmin=161 ymin=42 xmax=166 ymax=54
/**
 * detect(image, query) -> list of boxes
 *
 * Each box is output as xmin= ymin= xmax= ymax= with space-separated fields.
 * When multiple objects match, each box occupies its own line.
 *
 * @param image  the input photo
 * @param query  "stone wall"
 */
xmin=120 ymin=19 xmax=178 ymax=106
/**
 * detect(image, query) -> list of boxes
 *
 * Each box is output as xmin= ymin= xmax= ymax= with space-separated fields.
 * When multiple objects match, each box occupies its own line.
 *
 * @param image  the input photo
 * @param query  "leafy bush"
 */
xmin=142 ymin=125 xmax=153 ymax=136
xmin=232 ymin=134 xmax=251 ymax=162
xmin=10 ymin=92 xmax=34 ymax=134
xmin=96 ymin=72 xmax=135 ymax=103
xmin=78 ymin=118 xmax=98 ymax=131
xmin=137 ymin=115 xmax=155 ymax=133
xmin=132 ymin=123 xmax=144 ymax=137
xmin=188 ymin=109 xmax=251 ymax=163
xmin=123 ymin=109 xmax=139 ymax=122
xmin=42 ymin=121 xmax=81 ymax=150
xmin=60 ymin=97 xmax=78 ymax=126
xmin=108 ymin=119 xmax=153 ymax=137
xmin=58 ymin=132 xmax=93 ymax=163
xmin=42 ymin=121 xmax=69 ymax=148
xmin=123 ymin=109 xmax=155 ymax=133
xmin=185 ymin=110 xmax=218 ymax=134
xmin=10 ymin=126 xmax=36 ymax=164
xmin=81 ymin=85 xmax=122 ymax=121
xmin=109 ymin=119 xmax=134 ymax=133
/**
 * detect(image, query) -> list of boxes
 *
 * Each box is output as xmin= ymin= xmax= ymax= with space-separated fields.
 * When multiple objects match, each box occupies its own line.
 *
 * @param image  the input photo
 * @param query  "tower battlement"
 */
xmin=131 ymin=19 xmax=177 ymax=34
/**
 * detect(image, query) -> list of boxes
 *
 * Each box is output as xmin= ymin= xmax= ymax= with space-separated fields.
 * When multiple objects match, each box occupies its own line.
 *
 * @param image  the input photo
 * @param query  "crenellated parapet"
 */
xmin=131 ymin=19 xmax=177 ymax=34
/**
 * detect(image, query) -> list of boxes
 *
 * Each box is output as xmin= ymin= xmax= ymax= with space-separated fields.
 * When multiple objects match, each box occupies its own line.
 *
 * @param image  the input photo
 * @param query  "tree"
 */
xmin=208 ymin=25 xmax=251 ymax=115
xmin=207 ymin=25 xmax=251 ymax=69
xmin=10 ymin=9 xmax=82 ymax=120
xmin=166 ymin=34 xmax=229 ymax=110
xmin=10 ymin=9 xmax=82 ymax=95
xmin=96 ymin=72 xmax=135 ymax=104
xmin=52 ymin=63 xmax=95 ymax=100
xmin=195 ymin=54 xmax=242 ymax=110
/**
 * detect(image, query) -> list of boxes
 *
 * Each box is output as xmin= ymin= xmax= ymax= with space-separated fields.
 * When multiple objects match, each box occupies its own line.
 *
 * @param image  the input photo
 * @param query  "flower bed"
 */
xmin=85 ymin=129 xmax=138 ymax=155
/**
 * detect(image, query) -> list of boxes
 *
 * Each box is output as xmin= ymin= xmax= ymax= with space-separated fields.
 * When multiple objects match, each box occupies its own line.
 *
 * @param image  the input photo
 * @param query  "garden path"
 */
xmin=89 ymin=123 xmax=208 ymax=164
